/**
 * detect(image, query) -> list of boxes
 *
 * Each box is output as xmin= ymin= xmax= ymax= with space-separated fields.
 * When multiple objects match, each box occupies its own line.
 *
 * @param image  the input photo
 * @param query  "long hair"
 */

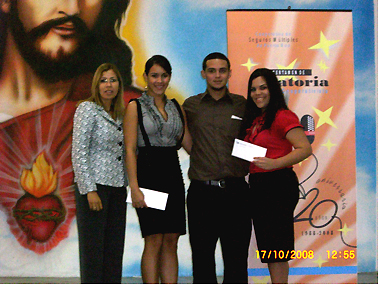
xmin=86 ymin=63 xmax=125 ymax=120
xmin=85 ymin=0 xmax=133 ymax=87
xmin=0 ymin=0 xmax=132 ymax=87
xmin=242 ymin=68 xmax=288 ymax=135
xmin=0 ymin=4 xmax=9 ymax=75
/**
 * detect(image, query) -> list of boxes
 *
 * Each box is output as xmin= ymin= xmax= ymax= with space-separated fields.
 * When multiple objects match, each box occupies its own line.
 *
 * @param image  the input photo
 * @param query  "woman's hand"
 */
xmin=87 ymin=191 xmax=103 ymax=211
xmin=253 ymin=157 xmax=278 ymax=170
xmin=131 ymin=188 xmax=147 ymax=208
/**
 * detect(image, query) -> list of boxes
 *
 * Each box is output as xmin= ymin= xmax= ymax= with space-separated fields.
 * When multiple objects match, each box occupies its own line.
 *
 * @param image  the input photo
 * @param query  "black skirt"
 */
xmin=249 ymin=168 xmax=299 ymax=263
xmin=136 ymin=146 xmax=186 ymax=238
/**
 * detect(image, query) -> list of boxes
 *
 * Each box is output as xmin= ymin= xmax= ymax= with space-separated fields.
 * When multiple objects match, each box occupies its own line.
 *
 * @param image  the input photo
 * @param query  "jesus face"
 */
xmin=4 ymin=0 xmax=105 ymax=82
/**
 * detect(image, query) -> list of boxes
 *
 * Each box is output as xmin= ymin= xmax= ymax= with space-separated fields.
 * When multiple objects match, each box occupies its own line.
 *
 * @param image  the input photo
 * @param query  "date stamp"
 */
xmin=255 ymin=250 xmax=356 ymax=260
xmin=255 ymin=250 xmax=314 ymax=260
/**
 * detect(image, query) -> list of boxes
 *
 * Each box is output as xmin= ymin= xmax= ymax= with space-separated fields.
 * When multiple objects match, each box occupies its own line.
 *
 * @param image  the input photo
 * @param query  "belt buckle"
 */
xmin=218 ymin=179 xmax=226 ymax=188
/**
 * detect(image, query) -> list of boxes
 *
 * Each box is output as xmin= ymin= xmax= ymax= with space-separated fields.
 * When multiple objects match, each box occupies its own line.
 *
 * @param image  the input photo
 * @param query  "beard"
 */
xmin=8 ymin=4 xmax=91 ymax=83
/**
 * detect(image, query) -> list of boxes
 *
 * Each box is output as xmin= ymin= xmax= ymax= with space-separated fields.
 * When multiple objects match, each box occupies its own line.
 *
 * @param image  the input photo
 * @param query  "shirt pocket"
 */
xmin=229 ymin=114 xmax=244 ymax=138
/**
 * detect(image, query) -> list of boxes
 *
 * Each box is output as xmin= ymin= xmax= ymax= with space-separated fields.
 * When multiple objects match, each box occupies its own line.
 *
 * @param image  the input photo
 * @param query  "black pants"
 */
xmin=187 ymin=178 xmax=252 ymax=284
xmin=75 ymin=184 xmax=127 ymax=284
xmin=249 ymin=168 xmax=299 ymax=263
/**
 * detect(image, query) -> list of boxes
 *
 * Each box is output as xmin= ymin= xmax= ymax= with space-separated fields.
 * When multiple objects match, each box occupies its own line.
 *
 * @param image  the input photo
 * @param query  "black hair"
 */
xmin=144 ymin=55 xmax=172 ymax=75
xmin=80 ymin=0 xmax=132 ymax=86
xmin=241 ymin=68 xmax=288 ymax=136
xmin=0 ymin=6 xmax=9 ymax=74
xmin=202 ymin=52 xmax=231 ymax=71
xmin=0 ymin=0 xmax=133 ymax=87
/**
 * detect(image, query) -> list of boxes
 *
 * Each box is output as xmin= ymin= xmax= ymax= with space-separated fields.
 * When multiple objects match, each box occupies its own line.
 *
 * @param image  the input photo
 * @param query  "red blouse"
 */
xmin=244 ymin=109 xmax=303 ymax=173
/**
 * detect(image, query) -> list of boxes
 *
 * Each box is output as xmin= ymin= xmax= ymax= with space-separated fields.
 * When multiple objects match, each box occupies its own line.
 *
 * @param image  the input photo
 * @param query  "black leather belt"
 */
xmin=193 ymin=178 xmax=246 ymax=190
xmin=203 ymin=179 xmax=226 ymax=188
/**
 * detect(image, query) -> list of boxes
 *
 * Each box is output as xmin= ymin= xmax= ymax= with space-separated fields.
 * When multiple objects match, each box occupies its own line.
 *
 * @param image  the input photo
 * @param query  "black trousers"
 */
xmin=187 ymin=178 xmax=252 ymax=284
xmin=249 ymin=169 xmax=299 ymax=263
xmin=75 ymin=184 xmax=127 ymax=284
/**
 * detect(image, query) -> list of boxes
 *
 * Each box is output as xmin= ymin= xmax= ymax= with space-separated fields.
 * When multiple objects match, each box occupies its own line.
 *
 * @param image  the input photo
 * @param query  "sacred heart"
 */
xmin=13 ymin=193 xmax=66 ymax=242
xmin=12 ymin=152 xmax=66 ymax=243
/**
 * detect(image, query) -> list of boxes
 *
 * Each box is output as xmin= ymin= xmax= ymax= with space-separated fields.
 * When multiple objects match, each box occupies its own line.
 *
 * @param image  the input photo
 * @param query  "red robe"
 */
xmin=0 ymin=74 xmax=141 ymax=254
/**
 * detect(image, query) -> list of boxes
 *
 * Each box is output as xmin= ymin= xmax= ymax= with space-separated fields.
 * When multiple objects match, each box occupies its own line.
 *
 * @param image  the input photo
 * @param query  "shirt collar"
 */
xmin=94 ymin=103 xmax=122 ymax=125
xmin=141 ymin=92 xmax=167 ymax=104
xmin=200 ymin=89 xmax=233 ymax=103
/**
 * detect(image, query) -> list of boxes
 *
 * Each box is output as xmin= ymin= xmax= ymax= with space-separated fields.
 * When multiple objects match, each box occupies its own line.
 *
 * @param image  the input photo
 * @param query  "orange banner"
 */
xmin=227 ymin=10 xmax=357 ymax=284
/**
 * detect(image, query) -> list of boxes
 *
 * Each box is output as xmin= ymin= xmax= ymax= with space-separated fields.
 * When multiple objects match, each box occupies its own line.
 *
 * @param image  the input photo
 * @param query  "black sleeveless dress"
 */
xmin=132 ymin=97 xmax=186 ymax=238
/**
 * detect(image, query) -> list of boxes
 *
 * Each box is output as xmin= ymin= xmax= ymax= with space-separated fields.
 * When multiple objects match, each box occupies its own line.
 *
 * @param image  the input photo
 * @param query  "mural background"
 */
xmin=0 ymin=0 xmax=376 ymax=278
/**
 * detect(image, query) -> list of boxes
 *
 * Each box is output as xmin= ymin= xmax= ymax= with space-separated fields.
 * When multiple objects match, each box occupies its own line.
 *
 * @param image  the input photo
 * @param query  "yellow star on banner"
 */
xmin=318 ymin=60 xmax=329 ymax=72
xmin=338 ymin=223 xmax=353 ymax=237
xmin=321 ymin=139 xmax=337 ymax=151
xmin=312 ymin=106 xmax=337 ymax=129
xmin=276 ymin=59 xmax=298 ymax=80
xmin=251 ymin=276 xmax=270 ymax=284
xmin=309 ymin=31 xmax=340 ymax=58
xmin=313 ymin=255 xmax=328 ymax=268
xmin=241 ymin=58 xmax=258 ymax=72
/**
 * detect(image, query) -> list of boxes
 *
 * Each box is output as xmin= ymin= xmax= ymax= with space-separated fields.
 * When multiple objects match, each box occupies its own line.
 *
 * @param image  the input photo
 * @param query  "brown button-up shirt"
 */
xmin=183 ymin=90 xmax=249 ymax=181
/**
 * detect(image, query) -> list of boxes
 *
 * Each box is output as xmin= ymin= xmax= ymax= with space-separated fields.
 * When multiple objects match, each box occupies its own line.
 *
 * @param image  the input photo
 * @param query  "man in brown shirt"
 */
xmin=183 ymin=52 xmax=252 ymax=284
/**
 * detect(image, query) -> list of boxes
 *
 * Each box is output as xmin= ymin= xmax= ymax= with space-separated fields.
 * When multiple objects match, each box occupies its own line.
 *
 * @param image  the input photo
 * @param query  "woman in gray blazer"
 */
xmin=72 ymin=63 xmax=127 ymax=284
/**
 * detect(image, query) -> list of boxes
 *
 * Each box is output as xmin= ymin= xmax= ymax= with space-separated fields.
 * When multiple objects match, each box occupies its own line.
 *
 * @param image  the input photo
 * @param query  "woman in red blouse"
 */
xmin=243 ymin=68 xmax=312 ymax=283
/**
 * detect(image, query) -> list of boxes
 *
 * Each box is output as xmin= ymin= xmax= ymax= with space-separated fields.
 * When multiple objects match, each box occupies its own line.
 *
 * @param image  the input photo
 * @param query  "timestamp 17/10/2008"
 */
xmin=255 ymin=250 xmax=356 ymax=260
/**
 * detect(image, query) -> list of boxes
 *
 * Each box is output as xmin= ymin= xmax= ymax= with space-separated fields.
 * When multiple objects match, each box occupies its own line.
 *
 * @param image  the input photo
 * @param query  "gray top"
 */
xmin=72 ymin=101 xmax=127 ymax=194
xmin=137 ymin=93 xmax=183 ymax=147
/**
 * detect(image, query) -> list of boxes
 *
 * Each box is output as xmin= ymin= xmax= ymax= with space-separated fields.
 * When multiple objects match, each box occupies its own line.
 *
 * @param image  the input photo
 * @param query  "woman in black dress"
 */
xmin=124 ymin=55 xmax=191 ymax=283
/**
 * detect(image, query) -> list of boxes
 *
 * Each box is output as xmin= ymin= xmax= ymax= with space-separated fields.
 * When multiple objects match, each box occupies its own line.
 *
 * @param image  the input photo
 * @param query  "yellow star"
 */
xmin=338 ymin=223 xmax=353 ymax=237
xmin=241 ymin=58 xmax=258 ymax=72
xmin=312 ymin=106 xmax=337 ymax=129
xmin=318 ymin=60 xmax=329 ymax=72
xmin=309 ymin=31 xmax=340 ymax=58
xmin=321 ymin=139 xmax=337 ymax=151
xmin=313 ymin=255 xmax=328 ymax=268
xmin=276 ymin=59 xmax=298 ymax=80
xmin=251 ymin=276 xmax=270 ymax=284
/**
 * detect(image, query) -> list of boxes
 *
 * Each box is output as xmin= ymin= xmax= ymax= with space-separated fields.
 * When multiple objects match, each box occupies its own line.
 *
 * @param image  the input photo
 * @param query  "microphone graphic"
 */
xmin=301 ymin=115 xmax=315 ymax=144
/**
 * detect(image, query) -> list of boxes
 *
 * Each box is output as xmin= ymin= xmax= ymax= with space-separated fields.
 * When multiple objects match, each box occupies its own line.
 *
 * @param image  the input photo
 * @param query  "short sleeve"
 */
xmin=273 ymin=109 xmax=303 ymax=138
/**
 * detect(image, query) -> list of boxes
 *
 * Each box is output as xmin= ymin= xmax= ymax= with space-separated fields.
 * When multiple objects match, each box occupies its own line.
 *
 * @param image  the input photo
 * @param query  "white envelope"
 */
xmin=231 ymin=139 xmax=267 ymax=162
xmin=126 ymin=186 xmax=169 ymax=211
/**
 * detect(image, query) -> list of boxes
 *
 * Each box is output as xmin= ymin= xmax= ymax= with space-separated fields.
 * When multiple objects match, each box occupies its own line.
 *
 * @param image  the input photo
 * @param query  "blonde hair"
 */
xmin=84 ymin=63 xmax=125 ymax=120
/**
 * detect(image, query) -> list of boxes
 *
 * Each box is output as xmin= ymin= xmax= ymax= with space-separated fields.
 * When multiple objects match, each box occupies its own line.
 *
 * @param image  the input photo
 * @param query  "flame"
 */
xmin=20 ymin=153 xmax=58 ymax=198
